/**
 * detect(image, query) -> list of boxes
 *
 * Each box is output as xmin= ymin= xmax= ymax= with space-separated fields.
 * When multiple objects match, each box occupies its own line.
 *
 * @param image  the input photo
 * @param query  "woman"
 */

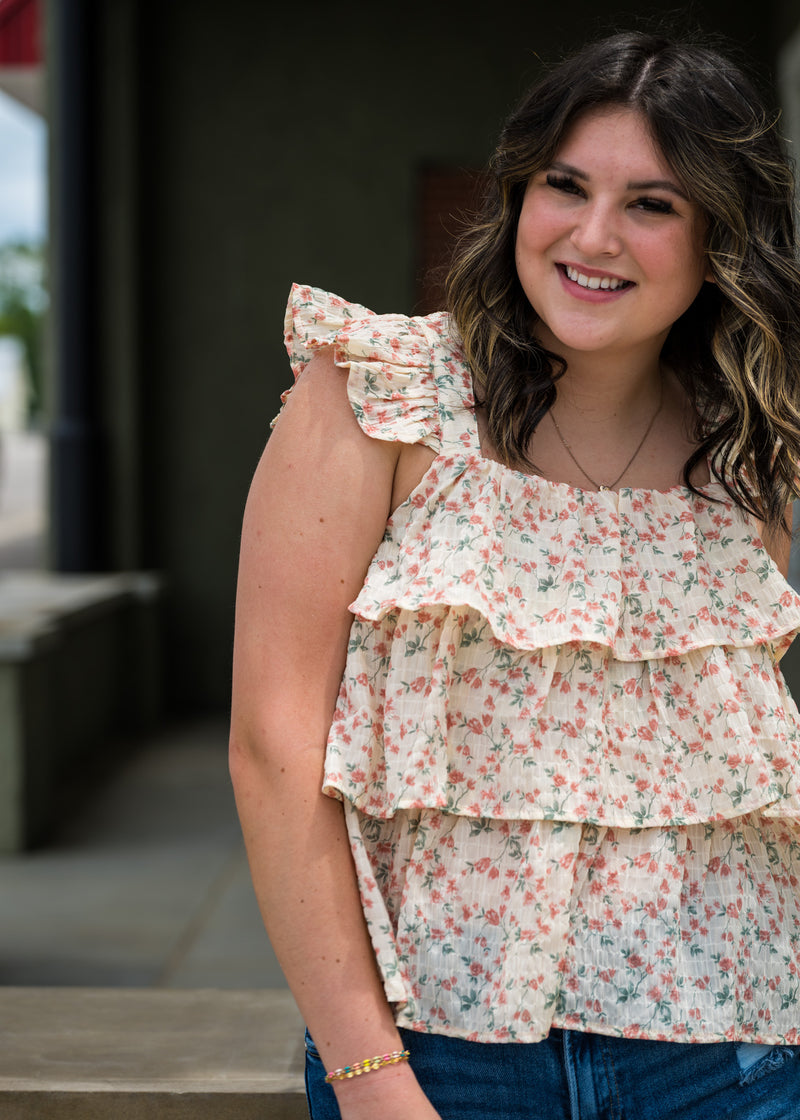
xmin=230 ymin=30 xmax=800 ymax=1120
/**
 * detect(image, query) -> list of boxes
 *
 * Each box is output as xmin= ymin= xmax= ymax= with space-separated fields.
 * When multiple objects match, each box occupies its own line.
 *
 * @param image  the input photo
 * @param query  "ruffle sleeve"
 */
xmin=278 ymin=283 xmax=443 ymax=450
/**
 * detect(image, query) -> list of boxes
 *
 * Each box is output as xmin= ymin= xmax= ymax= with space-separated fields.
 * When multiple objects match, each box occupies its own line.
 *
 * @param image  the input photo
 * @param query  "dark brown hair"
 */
xmin=446 ymin=31 xmax=800 ymax=529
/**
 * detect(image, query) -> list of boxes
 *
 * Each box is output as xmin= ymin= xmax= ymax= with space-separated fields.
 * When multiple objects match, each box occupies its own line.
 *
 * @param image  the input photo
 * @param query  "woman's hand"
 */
xmin=332 ymin=1062 xmax=443 ymax=1120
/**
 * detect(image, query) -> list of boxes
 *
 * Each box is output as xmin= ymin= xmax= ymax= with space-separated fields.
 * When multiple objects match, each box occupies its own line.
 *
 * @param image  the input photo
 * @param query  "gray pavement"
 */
xmin=0 ymin=717 xmax=288 ymax=990
xmin=0 ymin=430 xmax=286 ymax=992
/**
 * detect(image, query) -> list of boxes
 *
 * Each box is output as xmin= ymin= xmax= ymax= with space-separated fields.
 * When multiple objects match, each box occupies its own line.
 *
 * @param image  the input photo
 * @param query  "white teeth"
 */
xmin=565 ymin=265 xmax=627 ymax=291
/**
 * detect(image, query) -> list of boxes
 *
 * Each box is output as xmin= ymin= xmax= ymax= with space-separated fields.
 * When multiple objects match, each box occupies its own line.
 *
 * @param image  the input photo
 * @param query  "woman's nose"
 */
xmin=569 ymin=202 xmax=622 ymax=257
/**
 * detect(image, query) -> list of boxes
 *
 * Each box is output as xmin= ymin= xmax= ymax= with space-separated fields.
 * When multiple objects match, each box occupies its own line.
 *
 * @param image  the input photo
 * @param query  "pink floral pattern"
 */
xmin=281 ymin=283 xmax=800 ymax=1044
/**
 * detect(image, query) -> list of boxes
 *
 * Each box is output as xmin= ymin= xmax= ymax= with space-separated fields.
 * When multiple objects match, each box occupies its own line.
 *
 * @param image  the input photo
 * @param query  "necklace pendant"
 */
xmin=599 ymin=485 xmax=609 ymax=492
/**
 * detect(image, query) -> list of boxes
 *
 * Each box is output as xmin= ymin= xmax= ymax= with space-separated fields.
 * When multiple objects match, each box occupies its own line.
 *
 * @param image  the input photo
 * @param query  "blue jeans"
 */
xmin=305 ymin=1028 xmax=800 ymax=1119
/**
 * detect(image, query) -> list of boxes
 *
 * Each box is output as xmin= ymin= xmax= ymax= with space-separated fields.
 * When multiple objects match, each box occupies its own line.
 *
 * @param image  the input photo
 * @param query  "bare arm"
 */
xmin=229 ymin=351 xmax=440 ymax=1118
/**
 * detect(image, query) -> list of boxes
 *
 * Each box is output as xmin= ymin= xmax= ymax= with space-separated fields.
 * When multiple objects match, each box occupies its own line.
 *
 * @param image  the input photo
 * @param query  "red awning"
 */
xmin=0 ymin=0 xmax=40 ymax=65
xmin=0 ymin=0 xmax=42 ymax=113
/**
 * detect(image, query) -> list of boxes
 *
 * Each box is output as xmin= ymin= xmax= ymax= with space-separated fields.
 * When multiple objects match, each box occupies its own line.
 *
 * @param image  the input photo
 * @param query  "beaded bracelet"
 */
xmin=324 ymin=1048 xmax=411 ymax=1083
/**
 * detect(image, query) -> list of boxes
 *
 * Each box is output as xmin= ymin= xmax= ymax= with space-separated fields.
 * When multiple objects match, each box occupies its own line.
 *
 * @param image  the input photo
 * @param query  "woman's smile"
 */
xmin=557 ymin=261 xmax=635 ymax=301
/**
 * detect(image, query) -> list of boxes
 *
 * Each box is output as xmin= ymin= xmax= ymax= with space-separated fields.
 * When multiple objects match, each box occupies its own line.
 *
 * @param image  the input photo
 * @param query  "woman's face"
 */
xmin=514 ymin=106 xmax=710 ymax=369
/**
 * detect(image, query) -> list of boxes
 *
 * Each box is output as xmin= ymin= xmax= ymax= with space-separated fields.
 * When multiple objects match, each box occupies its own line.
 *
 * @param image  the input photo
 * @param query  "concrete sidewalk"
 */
xmin=0 ymin=717 xmax=287 ymax=991
xmin=0 ymin=431 xmax=286 ymax=990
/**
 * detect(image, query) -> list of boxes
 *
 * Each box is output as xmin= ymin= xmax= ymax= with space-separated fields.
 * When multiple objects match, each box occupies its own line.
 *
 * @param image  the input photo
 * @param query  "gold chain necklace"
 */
xmin=549 ymin=381 xmax=664 ymax=492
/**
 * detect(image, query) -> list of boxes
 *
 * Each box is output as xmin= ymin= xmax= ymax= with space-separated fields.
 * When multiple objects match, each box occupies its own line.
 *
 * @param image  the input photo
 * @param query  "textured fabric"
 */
xmin=281 ymin=283 xmax=800 ymax=1044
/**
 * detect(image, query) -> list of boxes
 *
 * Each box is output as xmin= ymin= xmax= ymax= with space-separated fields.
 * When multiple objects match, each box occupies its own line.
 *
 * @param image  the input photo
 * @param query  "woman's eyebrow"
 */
xmin=548 ymin=161 xmax=689 ymax=201
xmin=548 ymin=160 xmax=588 ymax=179
xmin=627 ymin=178 xmax=690 ymax=201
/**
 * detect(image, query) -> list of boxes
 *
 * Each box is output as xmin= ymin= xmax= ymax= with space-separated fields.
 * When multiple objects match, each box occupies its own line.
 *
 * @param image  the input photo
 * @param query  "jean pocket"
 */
xmin=735 ymin=1042 xmax=799 ymax=1086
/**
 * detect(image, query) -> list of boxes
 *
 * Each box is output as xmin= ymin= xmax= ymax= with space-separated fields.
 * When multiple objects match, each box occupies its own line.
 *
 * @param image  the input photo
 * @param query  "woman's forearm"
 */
xmin=230 ymin=734 xmax=442 ymax=1117
xmin=230 ymin=733 xmax=401 ymax=1060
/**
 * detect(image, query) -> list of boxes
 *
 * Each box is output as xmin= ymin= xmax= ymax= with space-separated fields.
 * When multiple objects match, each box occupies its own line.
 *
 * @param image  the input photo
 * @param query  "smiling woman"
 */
xmin=448 ymin=34 xmax=800 ymax=531
xmin=515 ymin=109 xmax=709 ymax=361
xmin=506 ymin=106 xmax=714 ymax=493
xmin=231 ymin=29 xmax=800 ymax=1120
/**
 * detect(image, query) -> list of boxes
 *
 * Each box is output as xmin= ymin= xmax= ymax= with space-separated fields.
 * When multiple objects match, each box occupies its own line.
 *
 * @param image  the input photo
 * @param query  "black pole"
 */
xmin=48 ymin=0 xmax=105 ymax=571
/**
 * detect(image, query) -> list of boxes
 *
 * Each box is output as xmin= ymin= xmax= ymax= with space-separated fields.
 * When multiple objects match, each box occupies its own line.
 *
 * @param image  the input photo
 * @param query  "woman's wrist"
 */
xmin=330 ymin=1054 xmax=421 ymax=1105
xmin=325 ymin=1047 xmax=410 ymax=1083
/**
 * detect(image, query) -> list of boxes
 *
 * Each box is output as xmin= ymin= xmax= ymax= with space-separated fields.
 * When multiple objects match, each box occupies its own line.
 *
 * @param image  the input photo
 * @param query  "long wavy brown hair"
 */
xmin=446 ymin=31 xmax=800 ymax=531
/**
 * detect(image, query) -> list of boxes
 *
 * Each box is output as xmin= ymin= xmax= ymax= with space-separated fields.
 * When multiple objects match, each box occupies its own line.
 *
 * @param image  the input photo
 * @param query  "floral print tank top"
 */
xmin=279 ymin=283 xmax=800 ymax=1045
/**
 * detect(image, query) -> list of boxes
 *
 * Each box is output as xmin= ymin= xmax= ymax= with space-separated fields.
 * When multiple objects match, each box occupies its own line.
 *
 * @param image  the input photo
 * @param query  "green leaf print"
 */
xmin=461 ymin=626 xmax=485 ymax=647
xmin=459 ymin=990 xmax=482 ymax=1012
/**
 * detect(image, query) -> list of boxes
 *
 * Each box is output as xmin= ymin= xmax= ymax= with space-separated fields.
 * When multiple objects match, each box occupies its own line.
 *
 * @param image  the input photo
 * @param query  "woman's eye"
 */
xmin=634 ymin=197 xmax=675 ymax=215
xmin=545 ymin=173 xmax=583 ymax=195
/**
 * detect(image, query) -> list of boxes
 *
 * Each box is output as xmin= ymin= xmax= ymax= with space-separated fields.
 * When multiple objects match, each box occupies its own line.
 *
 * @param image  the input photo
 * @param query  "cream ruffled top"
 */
xmin=280 ymin=283 xmax=800 ymax=1045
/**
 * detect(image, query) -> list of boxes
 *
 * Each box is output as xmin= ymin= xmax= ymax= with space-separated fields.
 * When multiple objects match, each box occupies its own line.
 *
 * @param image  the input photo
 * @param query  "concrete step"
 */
xmin=1 ymin=987 xmax=308 ymax=1119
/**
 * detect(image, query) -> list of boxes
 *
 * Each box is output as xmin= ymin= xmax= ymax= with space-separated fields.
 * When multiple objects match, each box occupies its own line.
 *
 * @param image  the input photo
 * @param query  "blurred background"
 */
xmin=0 ymin=0 xmax=798 ymax=992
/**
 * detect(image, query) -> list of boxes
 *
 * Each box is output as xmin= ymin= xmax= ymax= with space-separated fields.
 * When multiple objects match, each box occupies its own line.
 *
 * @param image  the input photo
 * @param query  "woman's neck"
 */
xmin=551 ymin=354 xmax=664 ymax=427
xmin=537 ymin=325 xmax=668 ymax=423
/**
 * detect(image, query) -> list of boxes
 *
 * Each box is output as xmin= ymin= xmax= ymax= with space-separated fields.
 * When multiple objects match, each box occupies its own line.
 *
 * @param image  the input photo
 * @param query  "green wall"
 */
xmin=88 ymin=0 xmax=784 ymax=710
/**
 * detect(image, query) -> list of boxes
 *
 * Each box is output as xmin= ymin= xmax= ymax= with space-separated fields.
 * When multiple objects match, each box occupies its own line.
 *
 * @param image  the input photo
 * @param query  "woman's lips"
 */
xmin=556 ymin=263 xmax=635 ymax=302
